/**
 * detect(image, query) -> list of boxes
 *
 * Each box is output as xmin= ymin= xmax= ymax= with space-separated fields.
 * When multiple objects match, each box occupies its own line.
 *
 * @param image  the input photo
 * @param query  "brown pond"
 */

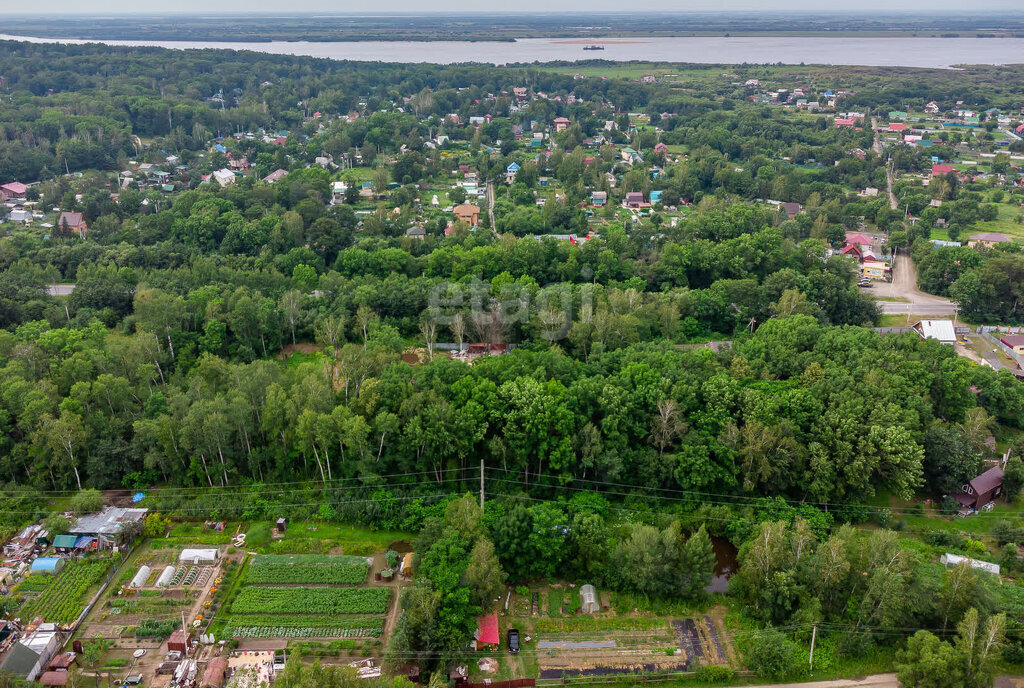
xmin=705 ymin=537 xmax=738 ymax=594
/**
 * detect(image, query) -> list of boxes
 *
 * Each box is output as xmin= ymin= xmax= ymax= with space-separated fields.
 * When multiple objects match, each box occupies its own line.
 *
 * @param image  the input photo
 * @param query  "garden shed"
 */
xmin=179 ymin=548 xmax=218 ymax=564
xmin=579 ymin=584 xmax=598 ymax=614
xmin=30 ymin=558 xmax=64 ymax=575
xmin=51 ymin=535 xmax=77 ymax=552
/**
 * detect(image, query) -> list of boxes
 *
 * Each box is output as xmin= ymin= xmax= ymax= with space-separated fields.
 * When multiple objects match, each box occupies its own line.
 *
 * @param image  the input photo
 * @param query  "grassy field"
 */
xmin=967 ymin=202 xmax=1024 ymax=241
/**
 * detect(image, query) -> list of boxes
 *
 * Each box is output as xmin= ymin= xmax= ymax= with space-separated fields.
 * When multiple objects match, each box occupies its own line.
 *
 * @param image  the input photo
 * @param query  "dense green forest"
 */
xmin=0 ymin=37 xmax=1024 ymax=687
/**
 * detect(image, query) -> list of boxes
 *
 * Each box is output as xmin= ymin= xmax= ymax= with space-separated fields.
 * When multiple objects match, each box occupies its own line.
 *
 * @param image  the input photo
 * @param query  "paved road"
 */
xmin=871 ymin=252 xmax=958 ymax=316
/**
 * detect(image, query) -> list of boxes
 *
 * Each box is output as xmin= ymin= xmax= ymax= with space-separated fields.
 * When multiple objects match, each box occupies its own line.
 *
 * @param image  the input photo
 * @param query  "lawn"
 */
xmin=245 ymin=520 xmax=411 ymax=556
xmin=967 ymin=202 xmax=1024 ymax=241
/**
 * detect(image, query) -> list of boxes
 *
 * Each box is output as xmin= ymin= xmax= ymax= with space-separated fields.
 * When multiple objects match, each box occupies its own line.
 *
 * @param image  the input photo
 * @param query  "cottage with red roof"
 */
xmin=888 ymin=123 xmax=909 ymax=132
xmin=553 ymin=117 xmax=570 ymax=132
xmin=57 ymin=212 xmax=87 ymax=234
xmin=654 ymin=142 xmax=669 ymax=154
xmin=932 ymin=164 xmax=956 ymax=178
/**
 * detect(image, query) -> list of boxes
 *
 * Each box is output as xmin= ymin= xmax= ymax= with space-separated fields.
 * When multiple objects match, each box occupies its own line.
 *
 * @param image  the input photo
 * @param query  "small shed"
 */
xmin=275 ymin=518 xmax=287 ymax=533
xmin=130 ymin=565 xmax=151 ymax=588
xmin=579 ymin=584 xmax=598 ymax=614
xmin=201 ymin=656 xmax=228 ymax=688
xmin=30 ymin=558 xmax=64 ymax=575
xmin=156 ymin=566 xmax=176 ymax=588
xmin=38 ymin=671 xmax=68 ymax=686
xmin=47 ymin=653 xmax=76 ymax=671
xmin=179 ymin=549 xmax=218 ymax=565
xmin=51 ymin=535 xmax=77 ymax=552
xmin=167 ymin=630 xmax=193 ymax=654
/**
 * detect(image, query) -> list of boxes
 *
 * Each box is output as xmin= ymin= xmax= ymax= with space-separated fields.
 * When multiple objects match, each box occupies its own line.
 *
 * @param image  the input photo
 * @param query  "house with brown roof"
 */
xmin=968 ymin=232 xmax=1011 ymax=249
xmin=57 ymin=212 xmax=87 ymax=234
xmin=952 ymin=465 xmax=1004 ymax=511
xmin=452 ymin=204 xmax=480 ymax=227
xmin=0 ymin=181 xmax=28 ymax=200
xmin=553 ymin=117 xmax=571 ymax=132
xmin=624 ymin=192 xmax=645 ymax=209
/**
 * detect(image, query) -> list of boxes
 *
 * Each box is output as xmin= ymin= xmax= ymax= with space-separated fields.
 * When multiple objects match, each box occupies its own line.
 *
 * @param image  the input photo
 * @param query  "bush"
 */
xmin=745 ymin=629 xmax=803 ymax=680
xmin=385 ymin=550 xmax=399 ymax=568
xmin=70 ymin=489 xmax=105 ymax=515
xmin=43 ymin=513 xmax=70 ymax=537
xmin=940 ymin=496 xmax=960 ymax=516
xmin=875 ymin=508 xmax=893 ymax=527
xmin=992 ymin=520 xmax=1024 ymax=546
xmin=695 ymin=664 xmax=735 ymax=683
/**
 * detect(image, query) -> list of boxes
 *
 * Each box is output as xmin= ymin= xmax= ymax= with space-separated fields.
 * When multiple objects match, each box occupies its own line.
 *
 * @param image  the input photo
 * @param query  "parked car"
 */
xmin=858 ymin=279 xmax=873 ymax=287
xmin=123 ymin=676 xmax=143 ymax=686
xmin=508 ymin=628 xmax=520 ymax=654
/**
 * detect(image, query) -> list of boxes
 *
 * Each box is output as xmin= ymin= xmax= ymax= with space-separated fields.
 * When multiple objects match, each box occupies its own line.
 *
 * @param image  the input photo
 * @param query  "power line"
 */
xmin=2 ymin=466 xmax=478 ymax=498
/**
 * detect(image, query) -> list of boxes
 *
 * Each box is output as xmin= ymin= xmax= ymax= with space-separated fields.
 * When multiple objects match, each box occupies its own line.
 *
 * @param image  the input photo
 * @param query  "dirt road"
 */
xmin=871 ymin=252 xmax=958 ymax=316
xmin=745 ymin=673 xmax=899 ymax=688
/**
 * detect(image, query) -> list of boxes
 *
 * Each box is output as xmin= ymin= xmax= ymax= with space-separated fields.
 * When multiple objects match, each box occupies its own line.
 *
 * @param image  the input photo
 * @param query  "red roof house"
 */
xmin=888 ymin=123 xmax=909 ymax=132
xmin=57 ymin=212 xmax=88 ymax=234
xmin=654 ymin=142 xmax=669 ymax=153
xmin=475 ymin=612 xmax=499 ymax=648
xmin=845 ymin=233 xmax=873 ymax=246
xmin=932 ymin=164 xmax=956 ymax=178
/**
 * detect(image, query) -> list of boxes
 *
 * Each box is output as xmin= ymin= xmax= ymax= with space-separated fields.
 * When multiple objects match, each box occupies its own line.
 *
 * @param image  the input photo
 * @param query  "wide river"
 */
xmin=2 ymin=33 xmax=1024 ymax=68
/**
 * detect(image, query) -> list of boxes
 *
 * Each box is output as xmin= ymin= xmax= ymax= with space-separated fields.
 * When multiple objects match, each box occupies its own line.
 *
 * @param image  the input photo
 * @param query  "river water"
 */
xmin=3 ymin=33 xmax=1024 ymax=68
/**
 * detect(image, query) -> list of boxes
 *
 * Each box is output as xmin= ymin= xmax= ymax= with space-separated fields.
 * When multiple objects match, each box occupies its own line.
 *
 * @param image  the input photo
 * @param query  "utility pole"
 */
xmin=809 ymin=623 xmax=817 ymax=672
xmin=480 ymin=459 xmax=485 ymax=510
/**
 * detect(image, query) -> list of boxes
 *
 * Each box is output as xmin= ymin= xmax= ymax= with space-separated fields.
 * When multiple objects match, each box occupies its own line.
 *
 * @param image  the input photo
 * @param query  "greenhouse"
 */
xmin=579 ymin=584 xmax=598 ymax=614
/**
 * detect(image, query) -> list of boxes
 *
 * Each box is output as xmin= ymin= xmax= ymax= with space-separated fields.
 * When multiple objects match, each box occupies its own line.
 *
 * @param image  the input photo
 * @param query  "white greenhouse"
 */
xmin=579 ymin=584 xmax=598 ymax=614
xmin=156 ymin=565 xmax=176 ymax=587
xmin=130 ymin=565 xmax=151 ymax=588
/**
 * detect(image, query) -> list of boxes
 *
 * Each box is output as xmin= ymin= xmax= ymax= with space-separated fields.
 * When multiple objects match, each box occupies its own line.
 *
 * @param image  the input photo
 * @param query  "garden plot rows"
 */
xmin=231 ymin=586 xmax=389 ymax=615
xmin=20 ymin=560 xmax=111 ymax=624
xmin=223 ymin=614 xmax=384 ymax=639
xmin=246 ymin=554 xmax=369 ymax=585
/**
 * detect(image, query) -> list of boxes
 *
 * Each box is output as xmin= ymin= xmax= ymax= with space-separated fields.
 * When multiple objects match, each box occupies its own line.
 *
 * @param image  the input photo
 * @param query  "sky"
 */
xmin=2 ymin=1 xmax=1023 ymax=13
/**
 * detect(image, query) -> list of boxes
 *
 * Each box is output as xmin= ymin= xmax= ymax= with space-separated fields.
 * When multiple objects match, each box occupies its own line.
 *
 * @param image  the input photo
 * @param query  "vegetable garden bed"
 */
xmin=246 ymin=555 xmax=369 ymax=585
xmin=230 ymin=586 xmax=389 ymax=615
xmin=20 ymin=560 xmax=111 ymax=624
xmin=223 ymin=614 xmax=383 ymax=639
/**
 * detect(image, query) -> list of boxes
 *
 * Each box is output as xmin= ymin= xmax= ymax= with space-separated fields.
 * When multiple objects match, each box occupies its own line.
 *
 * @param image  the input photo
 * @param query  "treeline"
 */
xmin=913 ymin=241 xmax=1024 ymax=324
xmin=3 ymin=313 xmax=1023 ymax=500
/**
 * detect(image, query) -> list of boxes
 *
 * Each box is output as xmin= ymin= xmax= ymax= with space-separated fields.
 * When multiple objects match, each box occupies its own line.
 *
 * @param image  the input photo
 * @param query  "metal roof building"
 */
xmin=69 ymin=506 xmax=147 ymax=547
